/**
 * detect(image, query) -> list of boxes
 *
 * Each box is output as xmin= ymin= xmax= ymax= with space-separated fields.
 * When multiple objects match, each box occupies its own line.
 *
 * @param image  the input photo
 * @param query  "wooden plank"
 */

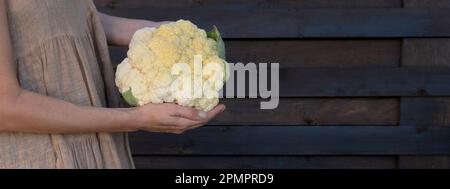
xmin=110 ymin=39 xmax=401 ymax=68
xmin=95 ymin=0 xmax=402 ymax=9
xmin=133 ymin=156 xmax=397 ymax=169
xmin=96 ymin=8 xmax=450 ymax=38
xmin=400 ymin=98 xmax=450 ymax=127
xmin=109 ymin=47 xmax=450 ymax=98
xmin=399 ymin=0 xmax=450 ymax=169
xmin=399 ymin=50 xmax=450 ymax=167
xmin=401 ymin=1 xmax=450 ymax=126
xmin=212 ymin=98 xmax=398 ymax=126
xmin=276 ymin=67 xmax=450 ymax=97
xmin=398 ymin=156 xmax=450 ymax=169
xmin=129 ymin=126 xmax=450 ymax=155
xmin=402 ymin=39 xmax=450 ymax=67
xmin=404 ymin=0 xmax=450 ymax=8
xmin=110 ymin=65 xmax=450 ymax=97
xmin=226 ymin=40 xmax=400 ymax=68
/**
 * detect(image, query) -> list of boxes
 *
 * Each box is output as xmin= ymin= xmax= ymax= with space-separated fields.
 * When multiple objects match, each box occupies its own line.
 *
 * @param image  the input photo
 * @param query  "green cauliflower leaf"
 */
xmin=122 ymin=88 xmax=139 ymax=107
xmin=207 ymin=26 xmax=226 ymax=60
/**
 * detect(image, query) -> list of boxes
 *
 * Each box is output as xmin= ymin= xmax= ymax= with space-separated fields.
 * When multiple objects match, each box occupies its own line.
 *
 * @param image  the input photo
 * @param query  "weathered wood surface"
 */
xmin=211 ymin=98 xmax=398 ymax=126
xmin=276 ymin=67 xmax=450 ymax=97
xmin=133 ymin=156 xmax=397 ymax=169
xmin=397 ymin=0 xmax=450 ymax=169
xmin=130 ymin=126 xmax=450 ymax=155
xmin=96 ymin=6 xmax=450 ymax=38
xmin=109 ymin=46 xmax=450 ymax=98
xmin=95 ymin=0 xmax=450 ymax=169
xmin=401 ymin=98 xmax=450 ymax=127
xmin=403 ymin=0 xmax=450 ymax=8
xmin=398 ymin=156 xmax=450 ymax=169
xmin=402 ymin=39 xmax=450 ymax=67
xmin=96 ymin=0 xmax=402 ymax=9
xmin=109 ymin=40 xmax=401 ymax=68
xmin=110 ymin=45 xmax=450 ymax=97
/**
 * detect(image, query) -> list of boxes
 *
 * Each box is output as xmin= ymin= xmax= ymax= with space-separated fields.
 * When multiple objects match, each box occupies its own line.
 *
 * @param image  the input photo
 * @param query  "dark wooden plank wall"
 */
xmin=94 ymin=0 xmax=450 ymax=169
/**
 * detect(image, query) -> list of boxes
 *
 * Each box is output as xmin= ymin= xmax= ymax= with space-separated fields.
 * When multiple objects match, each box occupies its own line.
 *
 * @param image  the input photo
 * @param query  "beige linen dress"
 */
xmin=1 ymin=0 xmax=134 ymax=169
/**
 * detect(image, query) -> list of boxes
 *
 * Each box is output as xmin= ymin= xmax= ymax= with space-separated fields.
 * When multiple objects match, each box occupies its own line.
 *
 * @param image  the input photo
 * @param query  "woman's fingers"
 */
xmin=139 ymin=103 xmax=226 ymax=134
xmin=173 ymin=117 xmax=205 ymax=129
xmin=183 ymin=104 xmax=226 ymax=129
xmin=170 ymin=104 xmax=225 ymax=124
xmin=206 ymin=104 xmax=226 ymax=120
xmin=172 ymin=104 xmax=227 ymax=133
xmin=170 ymin=104 xmax=208 ymax=121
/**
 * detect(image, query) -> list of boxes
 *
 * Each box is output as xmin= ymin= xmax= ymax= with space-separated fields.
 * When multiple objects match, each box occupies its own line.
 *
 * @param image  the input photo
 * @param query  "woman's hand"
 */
xmin=130 ymin=103 xmax=226 ymax=134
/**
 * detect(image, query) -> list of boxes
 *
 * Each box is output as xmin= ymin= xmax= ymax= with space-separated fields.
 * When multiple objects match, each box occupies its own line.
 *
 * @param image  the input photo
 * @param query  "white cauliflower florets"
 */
xmin=115 ymin=20 xmax=227 ymax=111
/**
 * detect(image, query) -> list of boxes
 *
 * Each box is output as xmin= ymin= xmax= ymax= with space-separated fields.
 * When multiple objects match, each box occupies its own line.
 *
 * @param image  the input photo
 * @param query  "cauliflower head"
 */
xmin=115 ymin=20 xmax=228 ymax=111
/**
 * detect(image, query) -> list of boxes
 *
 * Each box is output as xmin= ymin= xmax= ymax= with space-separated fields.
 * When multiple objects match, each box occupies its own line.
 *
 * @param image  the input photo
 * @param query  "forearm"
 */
xmin=0 ymin=89 xmax=136 ymax=134
xmin=99 ymin=13 xmax=165 ymax=46
xmin=0 ymin=2 xmax=220 ymax=135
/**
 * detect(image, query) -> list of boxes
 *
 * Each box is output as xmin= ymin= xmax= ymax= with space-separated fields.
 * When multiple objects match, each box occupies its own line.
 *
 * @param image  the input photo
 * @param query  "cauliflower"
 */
xmin=115 ymin=20 xmax=228 ymax=111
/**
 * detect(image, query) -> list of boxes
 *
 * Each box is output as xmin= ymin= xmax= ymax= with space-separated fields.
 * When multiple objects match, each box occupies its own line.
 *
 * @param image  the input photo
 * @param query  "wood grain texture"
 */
xmin=399 ymin=0 xmax=450 ymax=168
xmin=400 ymin=98 xmax=450 ymax=127
xmin=110 ymin=40 xmax=401 ymax=68
xmin=211 ymin=98 xmax=398 ymax=126
xmin=109 ymin=59 xmax=450 ymax=97
xmin=402 ymin=39 xmax=450 ymax=67
xmin=226 ymin=40 xmax=400 ymax=68
xmin=130 ymin=126 xmax=450 ymax=155
xmin=404 ymin=0 xmax=450 ymax=8
xmin=109 ymin=46 xmax=450 ymax=97
xmin=133 ymin=156 xmax=397 ymax=169
xmin=96 ymin=8 xmax=450 ymax=38
xmin=398 ymin=156 xmax=450 ymax=169
xmin=98 ymin=0 xmax=450 ymax=169
xmin=276 ymin=67 xmax=450 ymax=97
xmin=95 ymin=0 xmax=402 ymax=9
